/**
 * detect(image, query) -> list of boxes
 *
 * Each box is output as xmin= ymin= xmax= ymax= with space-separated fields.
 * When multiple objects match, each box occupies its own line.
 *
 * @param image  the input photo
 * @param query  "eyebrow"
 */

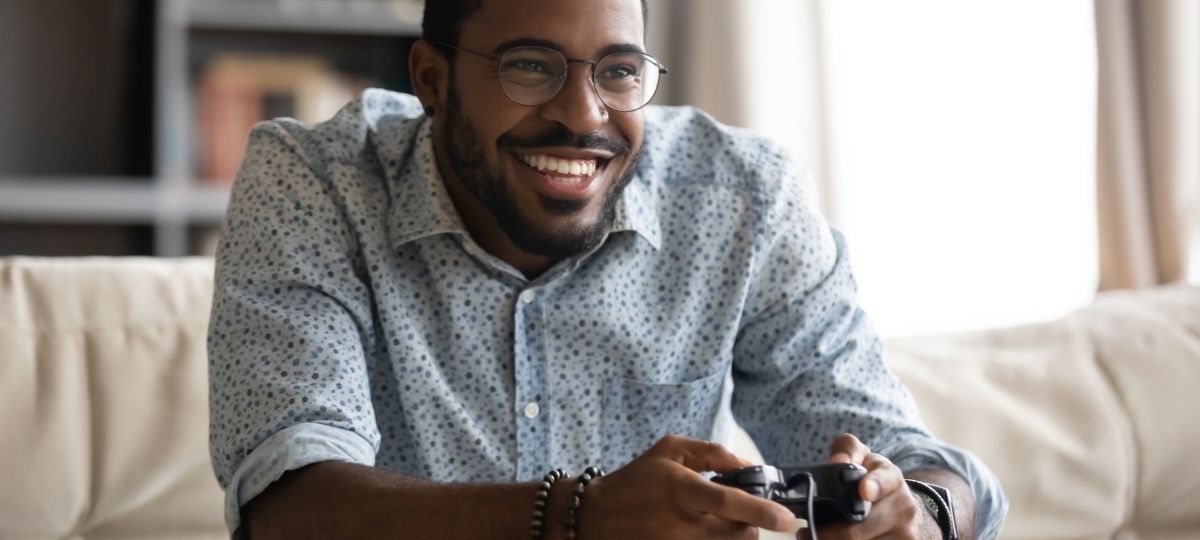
xmin=490 ymin=38 xmax=647 ymax=58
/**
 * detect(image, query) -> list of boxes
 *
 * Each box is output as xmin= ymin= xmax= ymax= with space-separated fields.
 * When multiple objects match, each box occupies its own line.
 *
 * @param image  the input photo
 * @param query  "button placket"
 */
xmin=513 ymin=286 xmax=550 ymax=479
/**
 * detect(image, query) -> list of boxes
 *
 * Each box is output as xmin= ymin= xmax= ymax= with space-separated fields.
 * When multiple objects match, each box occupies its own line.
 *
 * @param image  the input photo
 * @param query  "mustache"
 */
xmin=498 ymin=125 xmax=630 ymax=156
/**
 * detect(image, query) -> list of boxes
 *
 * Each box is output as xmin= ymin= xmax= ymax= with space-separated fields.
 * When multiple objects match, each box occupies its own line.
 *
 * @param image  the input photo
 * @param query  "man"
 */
xmin=208 ymin=0 xmax=1007 ymax=538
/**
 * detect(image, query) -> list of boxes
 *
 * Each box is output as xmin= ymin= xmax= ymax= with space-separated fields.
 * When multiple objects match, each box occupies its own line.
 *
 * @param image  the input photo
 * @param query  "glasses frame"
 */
xmin=436 ymin=41 xmax=669 ymax=112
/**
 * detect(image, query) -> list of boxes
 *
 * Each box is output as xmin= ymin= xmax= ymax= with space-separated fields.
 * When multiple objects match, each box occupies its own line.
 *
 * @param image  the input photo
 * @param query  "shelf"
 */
xmin=0 ymin=177 xmax=158 ymax=223
xmin=0 ymin=177 xmax=230 ymax=225
xmin=185 ymin=0 xmax=422 ymax=36
xmin=1 ymin=0 xmax=417 ymax=257
xmin=183 ymin=182 xmax=235 ymax=223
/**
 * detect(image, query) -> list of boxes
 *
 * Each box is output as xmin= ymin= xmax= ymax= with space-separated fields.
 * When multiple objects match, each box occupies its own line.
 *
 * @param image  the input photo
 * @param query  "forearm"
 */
xmin=243 ymin=461 xmax=576 ymax=540
xmin=905 ymin=467 xmax=976 ymax=540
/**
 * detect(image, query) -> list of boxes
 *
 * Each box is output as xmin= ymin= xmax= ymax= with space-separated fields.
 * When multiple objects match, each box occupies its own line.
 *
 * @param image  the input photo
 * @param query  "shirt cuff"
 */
xmin=883 ymin=440 xmax=1010 ymax=540
xmin=222 ymin=422 xmax=377 ymax=537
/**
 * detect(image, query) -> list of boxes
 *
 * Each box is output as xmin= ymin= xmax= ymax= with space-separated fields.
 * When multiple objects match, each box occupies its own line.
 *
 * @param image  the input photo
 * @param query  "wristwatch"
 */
xmin=905 ymin=479 xmax=958 ymax=540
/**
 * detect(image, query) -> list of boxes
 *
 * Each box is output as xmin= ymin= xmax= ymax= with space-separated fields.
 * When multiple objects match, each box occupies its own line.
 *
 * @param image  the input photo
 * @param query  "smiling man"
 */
xmin=207 ymin=0 xmax=1007 ymax=539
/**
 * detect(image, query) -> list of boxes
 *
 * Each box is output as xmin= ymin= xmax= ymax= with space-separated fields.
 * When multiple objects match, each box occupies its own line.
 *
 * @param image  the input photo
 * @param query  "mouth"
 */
xmin=512 ymin=151 xmax=614 ymax=200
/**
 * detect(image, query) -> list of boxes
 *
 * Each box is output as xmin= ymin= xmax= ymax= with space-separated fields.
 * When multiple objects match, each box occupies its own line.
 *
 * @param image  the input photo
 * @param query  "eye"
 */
xmin=598 ymin=64 xmax=639 ymax=81
xmin=505 ymin=59 xmax=552 ymax=74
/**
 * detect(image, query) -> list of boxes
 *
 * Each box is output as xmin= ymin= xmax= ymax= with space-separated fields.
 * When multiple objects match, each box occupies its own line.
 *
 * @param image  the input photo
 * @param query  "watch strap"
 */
xmin=905 ymin=479 xmax=958 ymax=540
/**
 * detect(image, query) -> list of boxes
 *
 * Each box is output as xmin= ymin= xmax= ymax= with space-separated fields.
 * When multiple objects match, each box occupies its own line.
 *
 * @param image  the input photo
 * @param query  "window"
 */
xmin=819 ymin=0 xmax=1098 ymax=337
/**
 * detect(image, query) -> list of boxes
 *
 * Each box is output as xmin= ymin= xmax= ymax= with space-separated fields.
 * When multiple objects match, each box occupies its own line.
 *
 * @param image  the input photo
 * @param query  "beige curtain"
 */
xmin=1095 ymin=0 xmax=1200 ymax=290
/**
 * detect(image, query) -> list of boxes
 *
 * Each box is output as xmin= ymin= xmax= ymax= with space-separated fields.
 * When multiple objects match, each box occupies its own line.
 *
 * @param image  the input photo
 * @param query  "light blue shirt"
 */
xmin=208 ymin=89 xmax=1006 ymax=537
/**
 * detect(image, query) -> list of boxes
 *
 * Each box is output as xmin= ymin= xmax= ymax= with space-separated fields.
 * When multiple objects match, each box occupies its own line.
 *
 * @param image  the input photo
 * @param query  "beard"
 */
xmin=440 ymin=83 xmax=640 ymax=258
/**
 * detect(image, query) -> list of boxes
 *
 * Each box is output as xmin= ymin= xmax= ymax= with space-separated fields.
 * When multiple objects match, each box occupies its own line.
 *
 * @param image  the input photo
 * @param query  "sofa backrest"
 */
xmin=887 ymin=286 xmax=1200 ymax=540
xmin=0 ymin=257 xmax=225 ymax=540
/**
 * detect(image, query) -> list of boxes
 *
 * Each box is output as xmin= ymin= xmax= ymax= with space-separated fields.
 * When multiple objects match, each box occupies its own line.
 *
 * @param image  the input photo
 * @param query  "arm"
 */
xmin=241 ymin=461 xmax=576 ymax=540
xmin=728 ymin=157 xmax=1007 ymax=538
xmin=242 ymin=438 xmax=797 ymax=539
xmin=209 ymin=121 xmax=387 ymax=533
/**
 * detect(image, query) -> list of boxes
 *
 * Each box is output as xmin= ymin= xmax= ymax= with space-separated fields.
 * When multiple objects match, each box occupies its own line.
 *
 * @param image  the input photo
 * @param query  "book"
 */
xmin=196 ymin=54 xmax=371 ymax=184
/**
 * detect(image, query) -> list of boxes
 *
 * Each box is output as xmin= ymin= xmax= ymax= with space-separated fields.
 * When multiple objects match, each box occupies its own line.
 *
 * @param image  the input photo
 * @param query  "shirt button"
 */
xmin=523 ymin=401 xmax=541 ymax=419
xmin=519 ymin=289 xmax=537 ymax=304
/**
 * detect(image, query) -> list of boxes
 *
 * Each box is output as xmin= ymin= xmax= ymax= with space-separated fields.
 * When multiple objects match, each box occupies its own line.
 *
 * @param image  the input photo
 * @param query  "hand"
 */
xmin=796 ymin=433 xmax=941 ymax=540
xmin=580 ymin=434 xmax=796 ymax=540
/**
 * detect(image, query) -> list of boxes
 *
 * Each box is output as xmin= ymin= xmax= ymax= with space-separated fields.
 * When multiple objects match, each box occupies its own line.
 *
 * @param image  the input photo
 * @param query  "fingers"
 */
xmin=814 ymin=484 xmax=921 ymax=540
xmin=825 ymin=434 xmax=903 ymax=503
xmin=697 ymin=514 xmax=761 ymax=540
xmin=859 ymin=452 xmax=903 ymax=502
xmin=805 ymin=451 xmax=920 ymax=540
xmin=680 ymin=472 xmax=796 ymax=532
xmin=827 ymin=433 xmax=871 ymax=465
xmin=651 ymin=434 xmax=753 ymax=474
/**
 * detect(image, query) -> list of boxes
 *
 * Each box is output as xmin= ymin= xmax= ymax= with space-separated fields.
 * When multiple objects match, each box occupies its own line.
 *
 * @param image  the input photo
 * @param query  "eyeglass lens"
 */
xmin=497 ymin=47 xmax=662 ymax=112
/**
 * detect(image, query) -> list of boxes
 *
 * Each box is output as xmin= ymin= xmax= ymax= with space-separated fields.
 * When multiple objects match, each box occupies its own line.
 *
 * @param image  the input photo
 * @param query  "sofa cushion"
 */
xmin=887 ymin=316 xmax=1137 ymax=540
xmin=887 ymin=285 xmax=1200 ymax=540
xmin=0 ymin=257 xmax=225 ymax=540
xmin=1083 ymin=287 xmax=1200 ymax=538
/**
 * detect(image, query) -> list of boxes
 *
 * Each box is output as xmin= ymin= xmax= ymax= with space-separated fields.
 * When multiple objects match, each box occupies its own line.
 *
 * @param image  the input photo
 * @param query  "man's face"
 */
xmin=439 ymin=0 xmax=646 ymax=257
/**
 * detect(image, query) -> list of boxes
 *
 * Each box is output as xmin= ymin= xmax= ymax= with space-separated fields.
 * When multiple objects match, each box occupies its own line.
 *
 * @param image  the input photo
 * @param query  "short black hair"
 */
xmin=422 ymin=0 xmax=649 ymax=49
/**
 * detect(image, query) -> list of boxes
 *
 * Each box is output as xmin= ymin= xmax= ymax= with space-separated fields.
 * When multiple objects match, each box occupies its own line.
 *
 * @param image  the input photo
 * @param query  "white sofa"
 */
xmin=1 ymin=257 xmax=1197 ymax=539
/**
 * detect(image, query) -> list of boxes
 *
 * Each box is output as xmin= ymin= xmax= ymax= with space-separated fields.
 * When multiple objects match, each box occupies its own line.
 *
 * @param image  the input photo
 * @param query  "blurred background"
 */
xmin=0 ymin=0 xmax=1195 ymax=338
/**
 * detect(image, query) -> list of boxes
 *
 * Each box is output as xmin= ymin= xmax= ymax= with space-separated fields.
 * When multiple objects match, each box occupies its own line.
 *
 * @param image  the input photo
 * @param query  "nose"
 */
xmin=538 ymin=63 xmax=608 ymax=134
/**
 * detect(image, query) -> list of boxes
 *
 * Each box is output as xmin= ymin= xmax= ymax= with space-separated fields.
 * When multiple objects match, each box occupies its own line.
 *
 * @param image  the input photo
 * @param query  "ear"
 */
xmin=409 ymin=40 xmax=450 ymax=117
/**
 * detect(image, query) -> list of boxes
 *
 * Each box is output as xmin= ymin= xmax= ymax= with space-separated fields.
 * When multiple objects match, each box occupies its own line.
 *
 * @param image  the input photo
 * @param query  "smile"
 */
xmin=517 ymin=153 xmax=599 ymax=185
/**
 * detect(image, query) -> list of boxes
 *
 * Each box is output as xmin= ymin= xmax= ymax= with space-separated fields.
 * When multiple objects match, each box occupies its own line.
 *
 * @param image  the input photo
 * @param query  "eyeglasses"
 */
xmin=437 ymin=41 xmax=668 ymax=112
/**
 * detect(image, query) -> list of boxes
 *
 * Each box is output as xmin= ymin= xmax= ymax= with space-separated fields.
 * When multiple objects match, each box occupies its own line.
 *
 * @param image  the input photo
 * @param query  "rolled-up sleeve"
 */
xmin=207 ymin=121 xmax=381 ymax=534
xmin=730 ymin=160 xmax=1007 ymax=538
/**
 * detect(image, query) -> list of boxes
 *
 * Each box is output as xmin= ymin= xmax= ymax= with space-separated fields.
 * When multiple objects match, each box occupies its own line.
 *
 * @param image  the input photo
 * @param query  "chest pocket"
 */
xmin=600 ymin=366 xmax=727 ymax=468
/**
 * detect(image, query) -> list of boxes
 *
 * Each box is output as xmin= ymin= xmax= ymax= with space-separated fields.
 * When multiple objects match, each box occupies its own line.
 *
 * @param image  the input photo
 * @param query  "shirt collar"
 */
xmin=383 ymin=117 xmax=662 ymax=251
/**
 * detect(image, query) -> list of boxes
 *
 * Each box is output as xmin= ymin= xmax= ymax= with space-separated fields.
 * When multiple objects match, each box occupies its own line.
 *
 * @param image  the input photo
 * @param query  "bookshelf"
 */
xmin=0 ymin=0 xmax=422 ymax=256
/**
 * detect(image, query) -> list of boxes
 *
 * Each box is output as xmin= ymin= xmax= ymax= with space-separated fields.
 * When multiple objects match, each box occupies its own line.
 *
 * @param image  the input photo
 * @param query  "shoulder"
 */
xmin=640 ymin=106 xmax=823 ymax=245
xmin=639 ymin=105 xmax=802 ymax=200
xmin=244 ymin=88 xmax=426 ymax=174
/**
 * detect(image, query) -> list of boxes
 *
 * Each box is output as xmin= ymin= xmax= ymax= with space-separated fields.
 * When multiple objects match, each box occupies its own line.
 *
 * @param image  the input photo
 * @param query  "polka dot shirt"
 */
xmin=208 ymin=89 xmax=1006 ymax=537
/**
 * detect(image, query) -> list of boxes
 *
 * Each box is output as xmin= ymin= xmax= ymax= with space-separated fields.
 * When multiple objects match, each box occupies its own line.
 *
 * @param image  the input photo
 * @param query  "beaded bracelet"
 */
xmin=530 ymin=468 xmax=567 ymax=539
xmin=564 ymin=466 xmax=605 ymax=539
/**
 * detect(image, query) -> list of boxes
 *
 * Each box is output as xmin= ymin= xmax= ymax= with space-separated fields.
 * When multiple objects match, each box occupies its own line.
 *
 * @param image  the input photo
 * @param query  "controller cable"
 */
xmin=799 ymin=472 xmax=817 ymax=540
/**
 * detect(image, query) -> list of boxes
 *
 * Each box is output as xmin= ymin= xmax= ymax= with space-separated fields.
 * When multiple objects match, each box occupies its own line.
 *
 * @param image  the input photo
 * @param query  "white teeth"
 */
xmin=519 ymin=153 xmax=599 ymax=178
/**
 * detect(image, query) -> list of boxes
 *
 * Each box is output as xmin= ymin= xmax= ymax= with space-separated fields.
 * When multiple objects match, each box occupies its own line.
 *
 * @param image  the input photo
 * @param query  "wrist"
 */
xmin=539 ymin=477 xmax=578 ymax=540
xmin=564 ymin=467 xmax=605 ymax=539
xmin=909 ymin=489 xmax=942 ymax=540
xmin=574 ymin=474 xmax=607 ymax=540
xmin=905 ymin=479 xmax=958 ymax=540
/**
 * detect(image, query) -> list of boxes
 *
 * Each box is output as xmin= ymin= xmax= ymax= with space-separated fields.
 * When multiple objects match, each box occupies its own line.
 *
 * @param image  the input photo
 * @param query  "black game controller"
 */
xmin=710 ymin=463 xmax=870 ymax=526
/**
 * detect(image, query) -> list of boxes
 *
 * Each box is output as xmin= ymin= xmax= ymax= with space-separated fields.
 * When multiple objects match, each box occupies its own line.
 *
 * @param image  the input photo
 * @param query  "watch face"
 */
xmin=918 ymin=491 xmax=940 ymax=515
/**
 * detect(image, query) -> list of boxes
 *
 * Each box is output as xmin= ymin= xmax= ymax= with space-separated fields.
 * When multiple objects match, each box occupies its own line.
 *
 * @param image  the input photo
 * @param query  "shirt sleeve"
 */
xmin=729 ymin=158 xmax=1008 ymax=539
xmin=207 ymin=121 xmax=381 ymax=535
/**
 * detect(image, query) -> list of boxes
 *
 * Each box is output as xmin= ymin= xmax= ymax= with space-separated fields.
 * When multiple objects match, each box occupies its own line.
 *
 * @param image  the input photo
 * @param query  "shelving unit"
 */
xmin=0 ymin=0 xmax=422 ymax=256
